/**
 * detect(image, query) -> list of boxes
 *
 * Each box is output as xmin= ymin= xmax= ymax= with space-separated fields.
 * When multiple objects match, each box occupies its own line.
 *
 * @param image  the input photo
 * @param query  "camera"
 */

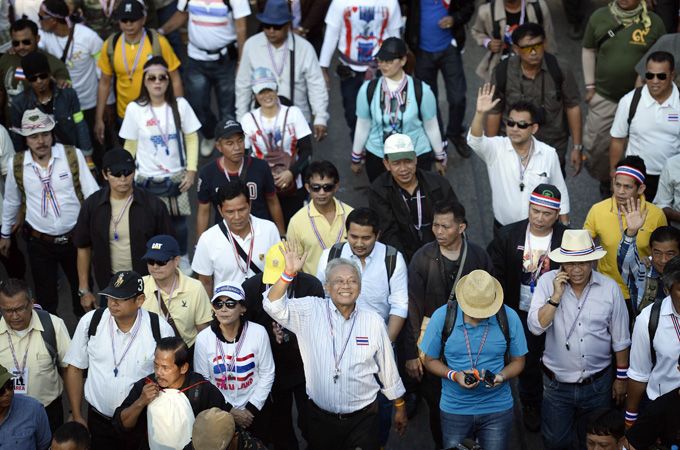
xmin=464 ymin=372 xmax=478 ymax=385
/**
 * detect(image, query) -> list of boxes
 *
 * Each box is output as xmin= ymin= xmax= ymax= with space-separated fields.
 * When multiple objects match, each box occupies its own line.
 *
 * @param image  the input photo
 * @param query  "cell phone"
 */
xmin=483 ymin=370 xmax=496 ymax=386
xmin=464 ymin=372 xmax=478 ymax=385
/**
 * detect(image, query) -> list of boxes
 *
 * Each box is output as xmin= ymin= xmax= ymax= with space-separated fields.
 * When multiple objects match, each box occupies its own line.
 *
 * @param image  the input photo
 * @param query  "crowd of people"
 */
xmin=0 ymin=0 xmax=678 ymax=449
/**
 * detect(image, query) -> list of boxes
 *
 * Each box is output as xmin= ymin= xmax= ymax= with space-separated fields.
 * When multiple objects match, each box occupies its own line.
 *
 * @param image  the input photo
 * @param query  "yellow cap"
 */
xmin=262 ymin=242 xmax=285 ymax=285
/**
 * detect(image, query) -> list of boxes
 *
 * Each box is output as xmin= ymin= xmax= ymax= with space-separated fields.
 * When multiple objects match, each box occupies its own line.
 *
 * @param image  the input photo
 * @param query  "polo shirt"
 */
xmin=63 ymin=308 xmax=175 ymax=417
xmin=610 ymin=84 xmax=680 ymax=175
xmin=654 ymin=153 xmax=680 ymax=228
xmin=467 ymin=132 xmax=570 ymax=225
xmin=0 ymin=395 xmax=50 ymax=450
xmin=287 ymin=198 xmax=354 ymax=274
xmin=419 ymin=0 xmax=451 ymax=52
xmin=192 ymin=215 xmax=280 ymax=286
xmin=584 ymin=196 xmax=667 ymax=298
xmin=98 ymin=31 xmax=181 ymax=118
xmin=142 ymin=270 xmax=213 ymax=347
xmin=628 ymin=296 xmax=680 ymax=401
xmin=0 ymin=311 xmax=71 ymax=406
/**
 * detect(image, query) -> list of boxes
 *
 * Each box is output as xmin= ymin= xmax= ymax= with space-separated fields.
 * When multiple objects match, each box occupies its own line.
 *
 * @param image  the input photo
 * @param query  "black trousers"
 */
xmin=654 ymin=0 xmax=679 ymax=32
xmin=517 ymin=309 xmax=545 ymax=408
xmin=306 ymin=400 xmax=379 ymax=450
xmin=88 ymin=406 xmax=127 ymax=450
xmin=26 ymin=233 xmax=83 ymax=317
xmin=0 ymin=234 xmax=25 ymax=279
xmin=419 ymin=371 xmax=444 ymax=449
xmin=271 ymin=383 xmax=308 ymax=450
xmin=365 ymin=150 xmax=435 ymax=184
xmin=45 ymin=395 xmax=64 ymax=433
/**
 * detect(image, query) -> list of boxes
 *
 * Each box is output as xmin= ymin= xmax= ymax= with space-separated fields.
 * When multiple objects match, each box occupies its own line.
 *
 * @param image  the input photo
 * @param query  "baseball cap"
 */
xmin=99 ymin=271 xmax=144 ymax=300
xmin=214 ymin=119 xmax=244 ymax=141
xmin=116 ymin=0 xmax=146 ymax=21
xmin=262 ymin=242 xmax=285 ymax=285
xmin=21 ymin=52 xmax=50 ymax=79
xmin=142 ymin=235 xmax=180 ymax=262
xmin=211 ymin=281 xmax=246 ymax=303
xmin=251 ymin=67 xmax=278 ymax=94
xmin=376 ymin=37 xmax=407 ymax=61
xmin=0 ymin=365 xmax=12 ymax=388
xmin=384 ymin=133 xmax=416 ymax=161
xmin=102 ymin=149 xmax=135 ymax=173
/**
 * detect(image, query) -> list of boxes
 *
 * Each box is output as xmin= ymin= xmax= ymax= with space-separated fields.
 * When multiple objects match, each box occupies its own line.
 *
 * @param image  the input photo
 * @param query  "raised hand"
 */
xmin=476 ymin=83 xmax=501 ymax=114
xmin=621 ymin=197 xmax=648 ymax=237
xmin=280 ymin=239 xmax=307 ymax=274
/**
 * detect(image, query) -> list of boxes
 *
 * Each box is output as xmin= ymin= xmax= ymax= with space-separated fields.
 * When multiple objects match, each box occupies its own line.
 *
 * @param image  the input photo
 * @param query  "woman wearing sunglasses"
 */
xmin=193 ymin=281 xmax=275 ymax=444
xmin=119 ymin=56 xmax=201 ymax=274
xmin=240 ymin=67 xmax=313 ymax=225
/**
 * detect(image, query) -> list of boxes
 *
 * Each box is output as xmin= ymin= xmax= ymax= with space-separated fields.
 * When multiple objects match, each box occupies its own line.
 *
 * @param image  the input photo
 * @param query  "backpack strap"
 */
xmin=170 ymin=101 xmax=186 ymax=168
xmin=648 ymin=298 xmax=662 ymax=367
xmin=327 ymin=242 xmax=344 ymax=262
xmin=543 ymin=53 xmax=564 ymax=101
xmin=87 ymin=308 xmax=106 ymax=338
xmin=495 ymin=305 xmax=511 ymax=365
xmin=596 ymin=22 xmax=626 ymax=49
xmin=413 ymin=78 xmax=423 ymax=123
xmin=13 ymin=151 xmax=26 ymax=214
xmin=148 ymin=28 xmax=162 ymax=57
xmin=148 ymin=311 xmax=163 ymax=343
xmin=440 ymin=300 xmax=458 ymax=363
xmin=366 ymin=78 xmax=380 ymax=118
xmin=491 ymin=0 xmax=501 ymax=39
xmin=531 ymin=1 xmax=543 ymax=25
xmin=107 ymin=32 xmax=122 ymax=70
xmin=64 ymin=145 xmax=84 ymax=203
xmin=384 ymin=245 xmax=398 ymax=280
xmin=289 ymin=36 xmax=295 ymax=104
xmin=35 ymin=309 xmax=58 ymax=367
xmin=627 ymin=86 xmax=643 ymax=129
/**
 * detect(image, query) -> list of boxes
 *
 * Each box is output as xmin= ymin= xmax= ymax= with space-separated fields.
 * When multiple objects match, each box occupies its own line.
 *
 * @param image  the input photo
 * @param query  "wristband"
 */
xmin=585 ymin=84 xmax=595 ymax=89
xmin=616 ymin=367 xmax=628 ymax=380
xmin=280 ymin=271 xmax=296 ymax=283
xmin=351 ymin=152 xmax=365 ymax=164
xmin=394 ymin=399 xmax=405 ymax=408
xmin=446 ymin=370 xmax=457 ymax=382
xmin=624 ymin=410 xmax=638 ymax=425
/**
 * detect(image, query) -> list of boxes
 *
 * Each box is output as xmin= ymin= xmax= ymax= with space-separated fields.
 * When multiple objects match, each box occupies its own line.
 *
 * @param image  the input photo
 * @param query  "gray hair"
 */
xmin=325 ymin=258 xmax=362 ymax=286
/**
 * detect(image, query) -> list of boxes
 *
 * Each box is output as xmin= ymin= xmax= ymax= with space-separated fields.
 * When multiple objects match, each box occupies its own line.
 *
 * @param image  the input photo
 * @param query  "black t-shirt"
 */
xmin=197 ymin=156 xmax=276 ymax=223
xmin=441 ymin=254 xmax=460 ymax=295
xmin=627 ymin=388 xmax=680 ymax=449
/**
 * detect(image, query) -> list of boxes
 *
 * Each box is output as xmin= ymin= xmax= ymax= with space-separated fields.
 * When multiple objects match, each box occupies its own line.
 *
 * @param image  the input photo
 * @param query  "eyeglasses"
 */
xmin=309 ymin=183 xmax=336 ymax=193
xmin=0 ymin=380 xmax=13 ymax=396
xmin=645 ymin=72 xmax=668 ymax=81
xmin=146 ymin=74 xmax=169 ymax=83
xmin=11 ymin=39 xmax=33 ymax=47
xmin=262 ymin=23 xmax=285 ymax=30
xmin=0 ymin=302 xmax=31 ymax=316
xmin=108 ymin=168 xmax=133 ymax=178
xmin=147 ymin=259 xmax=169 ymax=267
xmin=27 ymin=73 xmax=49 ymax=83
xmin=505 ymin=119 xmax=534 ymax=129
xmin=330 ymin=278 xmax=359 ymax=287
xmin=212 ymin=299 xmax=240 ymax=310
xmin=517 ymin=42 xmax=544 ymax=54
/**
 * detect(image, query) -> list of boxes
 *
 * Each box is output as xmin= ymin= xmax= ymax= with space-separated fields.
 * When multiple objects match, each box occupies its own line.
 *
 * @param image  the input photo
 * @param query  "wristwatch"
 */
xmin=546 ymin=297 xmax=560 ymax=308
xmin=77 ymin=288 xmax=90 ymax=297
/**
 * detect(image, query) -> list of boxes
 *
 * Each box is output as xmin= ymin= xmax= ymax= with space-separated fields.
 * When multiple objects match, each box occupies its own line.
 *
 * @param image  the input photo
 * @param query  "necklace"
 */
xmin=222 ymin=158 xmax=244 ymax=182
xmin=516 ymin=140 xmax=534 ymax=191
xmin=562 ymin=283 xmax=592 ymax=351
xmin=266 ymin=38 xmax=289 ymax=80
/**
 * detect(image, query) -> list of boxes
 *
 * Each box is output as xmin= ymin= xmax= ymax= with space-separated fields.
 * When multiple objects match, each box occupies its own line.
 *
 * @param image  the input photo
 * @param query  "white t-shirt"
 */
xmin=119 ymin=97 xmax=201 ymax=178
xmin=520 ymin=231 xmax=552 ymax=312
xmin=177 ymin=0 xmax=251 ymax=61
xmin=39 ymin=24 xmax=103 ymax=110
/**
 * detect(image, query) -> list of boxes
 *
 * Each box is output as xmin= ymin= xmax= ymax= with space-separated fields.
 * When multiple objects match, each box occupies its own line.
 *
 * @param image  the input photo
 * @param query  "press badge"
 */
xmin=11 ymin=367 xmax=28 ymax=395
xmin=519 ymin=285 xmax=533 ymax=312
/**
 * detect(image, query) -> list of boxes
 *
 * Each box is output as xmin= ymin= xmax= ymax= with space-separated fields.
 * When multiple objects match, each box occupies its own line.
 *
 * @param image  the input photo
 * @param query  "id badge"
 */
xmin=519 ymin=285 xmax=533 ymax=312
xmin=11 ymin=367 xmax=28 ymax=395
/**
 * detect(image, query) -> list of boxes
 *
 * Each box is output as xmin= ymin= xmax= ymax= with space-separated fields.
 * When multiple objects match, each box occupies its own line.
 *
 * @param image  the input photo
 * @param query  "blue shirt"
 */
xmin=0 ymin=395 xmax=51 ymax=450
xmin=420 ymin=0 xmax=452 ymax=52
xmin=356 ymin=76 xmax=438 ymax=158
xmin=419 ymin=304 xmax=528 ymax=415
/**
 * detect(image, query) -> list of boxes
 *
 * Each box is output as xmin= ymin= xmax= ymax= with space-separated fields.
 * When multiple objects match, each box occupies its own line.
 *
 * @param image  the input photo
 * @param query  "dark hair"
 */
xmin=53 ymin=421 xmax=91 ymax=449
xmin=650 ymin=226 xmax=680 ymax=249
xmin=136 ymin=57 xmax=176 ymax=110
xmin=509 ymin=100 xmax=541 ymax=125
xmin=615 ymin=155 xmax=647 ymax=186
xmin=433 ymin=200 xmax=466 ymax=224
xmin=646 ymin=50 xmax=675 ymax=71
xmin=10 ymin=18 xmax=39 ymax=36
xmin=216 ymin=180 xmax=250 ymax=205
xmin=156 ymin=336 xmax=190 ymax=368
xmin=305 ymin=160 xmax=339 ymax=184
xmin=511 ymin=22 xmax=546 ymax=45
xmin=662 ymin=255 xmax=680 ymax=291
xmin=345 ymin=207 xmax=380 ymax=234
xmin=0 ymin=279 xmax=31 ymax=302
xmin=41 ymin=0 xmax=70 ymax=24
xmin=585 ymin=409 xmax=624 ymax=440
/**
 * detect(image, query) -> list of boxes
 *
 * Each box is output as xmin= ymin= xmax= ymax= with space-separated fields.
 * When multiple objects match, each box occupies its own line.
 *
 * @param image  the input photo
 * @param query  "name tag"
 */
xmin=11 ymin=367 xmax=28 ymax=395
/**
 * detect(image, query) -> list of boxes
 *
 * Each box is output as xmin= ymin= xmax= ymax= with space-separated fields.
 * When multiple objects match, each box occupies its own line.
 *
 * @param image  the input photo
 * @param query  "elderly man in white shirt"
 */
xmin=264 ymin=241 xmax=407 ymax=450
xmin=63 ymin=271 xmax=174 ymax=450
xmin=468 ymin=83 xmax=569 ymax=233
xmin=0 ymin=109 xmax=98 ymax=316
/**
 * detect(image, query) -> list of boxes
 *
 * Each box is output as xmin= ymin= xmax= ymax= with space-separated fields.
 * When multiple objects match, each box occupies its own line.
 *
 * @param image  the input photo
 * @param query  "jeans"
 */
xmin=415 ymin=46 xmax=467 ymax=139
xmin=517 ymin=310 xmax=545 ymax=408
xmin=184 ymin=56 xmax=236 ymax=139
xmin=441 ymin=407 xmax=514 ymax=450
xmin=156 ymin=0 xmax=183 ymax=57
xmin=339 ymin=69 xmax=366 ymax=139
xmin=541 ymin=370 xmax=613 ymax=450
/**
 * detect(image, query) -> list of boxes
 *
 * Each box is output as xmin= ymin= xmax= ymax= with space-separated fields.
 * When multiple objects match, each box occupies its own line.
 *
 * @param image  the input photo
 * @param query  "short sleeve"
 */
xmin=177 ymin=0 xmax=188 ymax=11
xmin=191 ymin=232 xmax=215 ymax=276
xmin=581 ymin=13 xmax=598 ymax=49
xmin=230 ymin=0 xmax=251 ymax=19
xmin=240 ymin=112 xmax=256 ymax=149
xmin=158 ymin=35 xmax=181 ymax=72
xmin=54 ymin=317 xmax=73 ymax=368
xmin=289 ymin=107 xmax=311 ymax=139
xmin=418 ymin=305 xmax=446 ymax=359
xmin=63 ymin=312 xmax=95 ymax=369
xmin=627 ymin=306 xmax=653 ymax=382
xmin=194 ymin=287 xmax=213 ymax=325
xmin=560 ymin=67 xmax=581 ymax=108
xmin=355 ymin=81 xmax=371 ymax=119
xmin=261 ymin=161 xmax=276 ymax=195
xmin=178 ymin=98 xmax=202 ymax=134
xmin=610 ymin=91 xmax=633 ymax=139
xmin=324 ymin=0 xmax=343 ymax=26
xmin=506 ymin=307 xmax=528 ymax=357
xmin=119 ymin=103 xmax=140 ymax=140
xmin=197 ymin=165 xmax=213 ymax=203
xmin=385 ymin=1 xmax=402 ymax=34
xmin=98 ymin=37 xmax=114 ymax=76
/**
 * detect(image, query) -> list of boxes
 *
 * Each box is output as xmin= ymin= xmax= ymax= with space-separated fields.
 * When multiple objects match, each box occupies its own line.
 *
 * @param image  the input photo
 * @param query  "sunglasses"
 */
xmin=262 ymin=23 xmax=285 ymax=30
xmin=212 ymin=299 xmax=240 ymax=310
xmin=12 ymin=39 xmax=32 ymax=47
xmin=146 ymin=74 xmax=169 ymax=83
xmin=505 ymin=119 xmax=534 ymax=129
xmin=108 ymin=168 xmax=133 ymax=178
xmin=147 ymin=259 xmax=169 ymax=267
xmin=27 ymin=73 xmax=49 ymax=83
xmin=309 ymin=183 xmax=336 ymax=193
xmin=645 ymin=72 xmax=669 ymax=81
xmin=517 ymin=42 xmax=544 ymax=54
xmin=0 ymin=380 xmax=12 ymax=396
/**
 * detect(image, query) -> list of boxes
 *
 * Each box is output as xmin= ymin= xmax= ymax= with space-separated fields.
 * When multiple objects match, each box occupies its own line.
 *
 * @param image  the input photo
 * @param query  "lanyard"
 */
xmin=100 ymin=0 xmax=115 ymax=17
xmin=671 ymin=315 xmax=680 ymax=344
xmin=222 ymin=158 xmax=244 ymax=182
xmin=308 ymin=202 xmax=346 ymax=250
xmin=225 ymin=220 xmax=255 ymax=275
xmin=150 ymin=104 xmax=172 ymax=155
xmin=401 ymin=188 xmax=423 ymax=231
xmin=266 ymin=39 xmax=289 ymax=79
xmin=156 ymin=276 xmax=177 ymax=320
xmin=381 ymin=76 xmax=408 ymax=134
xmin=563 ymin=283 xmax=592 ymax=351
xmin=111 ymin=195 xmax=133 ymax=241
xmin=516 ymin=140 xmax=534 ymax=192
xmin=326 ymin=302 xmax=357 ymax=383
xmin=110 ymin=309 xmax=143 ymax=377
xmin=462 ymin=321 xmax=490 ymax=370
xmin=32 ymin=163 xmax=60 ymax=218
xmin=525 ymin=225 xmax=552 ymax=293
xmin=215 ymin=321 xmax=249 ymax=386
xmin=122 ymin=29 xmax=146 ymax=80
xmin=6 ymin=331 xmax=32 ymax=383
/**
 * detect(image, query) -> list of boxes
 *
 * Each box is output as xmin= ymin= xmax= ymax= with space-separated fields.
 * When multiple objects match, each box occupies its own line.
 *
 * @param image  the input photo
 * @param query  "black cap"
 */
xmin=375 ymin=37 xmax=407 ymax=61
xmin=21 ymin=52 xmax=50 ymax=79
xmin=531 ymin=183 xmax=561 ymax=200
xmin=99 ymin=271 xmax=144 ymax=300
xmin=116 ymin=0 xmax=146 ymax=21
xmin=214 ymin=119 xmax=244 ymax=141
xmin=102 ymin=149 xmax=135 ymax=173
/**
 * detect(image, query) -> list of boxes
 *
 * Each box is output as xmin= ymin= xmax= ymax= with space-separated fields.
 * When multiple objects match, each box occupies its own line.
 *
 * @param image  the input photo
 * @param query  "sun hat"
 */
xmin=256 ymin=0 xmax=293 ymax=25
xmin=548 ymin=229 xmax=607 ymax=263
xmin=12 ymin=108 xmax=55 ymax=137
xmin=455 ymin=270 xmax=504 ymax=319
xmin=191 ymin=408 xmax=235 ymax=450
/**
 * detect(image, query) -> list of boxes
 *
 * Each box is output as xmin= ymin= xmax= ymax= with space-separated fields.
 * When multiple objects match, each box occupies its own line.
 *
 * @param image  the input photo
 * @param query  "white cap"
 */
xmin=383 ymin=133 xmax=416 ymax=161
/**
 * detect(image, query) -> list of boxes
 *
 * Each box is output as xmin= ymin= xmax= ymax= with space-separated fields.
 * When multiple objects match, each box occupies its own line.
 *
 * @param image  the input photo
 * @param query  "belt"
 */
xmin=28 ymin=228 xmax=72 ymax=245
xmin=87 ymin=405 xmax=112 ymax=421
xmin=542 ymin=363 xmax=611 ymax=386
xmin=309 ymin=399 xmax=376 ymax=420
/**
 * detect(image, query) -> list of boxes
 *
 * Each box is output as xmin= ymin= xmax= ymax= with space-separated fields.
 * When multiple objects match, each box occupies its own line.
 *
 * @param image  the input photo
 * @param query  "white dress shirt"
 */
xmin=0 ymin=125 xmax=14 ymax=221
xmin=467 ymin=133 xmax=570 ymax=226
xmin=528 ymin=270 xmax=631 ymax=383
xmin=192 ymin=216 xmax=280 ymax=286
xmin=654 ymin=153 xmax=680 ymax=228
xmin=63 ymin=308 xmax=174 ymax=417
xmin=262 ymin=293 xmax=405 ymax=413
xmin=316 ymin=242 xmax=408 ymax=322
xmin=628 ymin=296 xmax=680 ymax=401
xmin=1 ymin=144 xmax=99 ymax=236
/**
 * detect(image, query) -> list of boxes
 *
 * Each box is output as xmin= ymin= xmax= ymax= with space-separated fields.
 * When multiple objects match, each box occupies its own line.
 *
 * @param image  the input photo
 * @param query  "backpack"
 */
xmin=647 ymin=298 xmax=662 ymax=367
xmin=491 ymin=0 xmax=544 ymax=40
xmin=327 ymin=242 xmax=398 ymax=291
xmin=87 ymin=308 xmax=162 ymax=343
xmin=366 ymin=76 xmax=425 ymax=123
xmin=495 ymin=52 xmax=564 ymax=102
xmin=35 ymin=309 xmax=58 ymax=367
xmin=106 ymin=27 xmax=162 ymax=71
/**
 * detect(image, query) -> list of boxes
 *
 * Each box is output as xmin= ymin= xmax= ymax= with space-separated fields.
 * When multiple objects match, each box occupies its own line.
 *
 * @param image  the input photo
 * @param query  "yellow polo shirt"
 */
xmin=584 ymin=196 xmax=668 ymax=298
xmin=0 ymin=311 xmax=71 ymax=406
xmin=98 ymin=31 xmax=181 ymax=118
xmin=287 ymin=198 xmax=354 ymax=275
xmin=142 ymin=271 xmax=213 ymax=347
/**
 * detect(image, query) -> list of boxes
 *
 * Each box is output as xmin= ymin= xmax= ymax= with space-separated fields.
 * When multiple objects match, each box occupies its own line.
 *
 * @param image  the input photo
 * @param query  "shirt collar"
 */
xmin=660 ymin=296 xmax=680 ymax=316
xmin=327 ymin=297 xmax=358 ymax=319
xmin=608 ymin=195 xmax=648 ymax=213
xmin=147 ymin=270 xmax=187 ymax=296
xmin=641 ymin=83 xmax=680 ymax=108
xmin=308 ymin=198 xmax=344 ymax=219
xmin=23 ymin=145 xmax=61 ymax=166
xmin=504 ymin=136 xmax=543 ymax=154
xmin=111 ymin=309 xmax=142 ymax=334
xmin=0 ymin=310 xmax=43 ymax=335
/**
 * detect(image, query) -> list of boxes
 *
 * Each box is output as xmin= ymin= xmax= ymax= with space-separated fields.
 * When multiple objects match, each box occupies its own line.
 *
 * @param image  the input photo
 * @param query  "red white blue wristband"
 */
xmin=446 ymin=370 xmax=456 ymax=382
xmin=280 ymin=271 xmax=296 ymax=283
xmin=624 ymin=410 xmax=638 ymax=423
xmin=351 ymin=152 xmax=365 ymax=164
xmin=616 ymin=367 xmax=628 ymax=380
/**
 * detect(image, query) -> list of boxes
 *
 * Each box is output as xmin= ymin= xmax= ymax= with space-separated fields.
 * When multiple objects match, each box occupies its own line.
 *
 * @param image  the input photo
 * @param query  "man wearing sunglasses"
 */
xmin=73 ymin=149 xmax=174 ymax=312
xmin=609 ymin=51 xmax=680 ymax=202
xmin=0 ymin=18 xmax=69 ymax=125
xmin=0 ymin=364 xmax=51 ymax=450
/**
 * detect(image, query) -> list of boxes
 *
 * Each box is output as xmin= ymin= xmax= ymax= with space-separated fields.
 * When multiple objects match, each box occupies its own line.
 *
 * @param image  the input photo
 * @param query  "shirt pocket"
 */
xmin=587 ymin=312 xmax=610 ymax=334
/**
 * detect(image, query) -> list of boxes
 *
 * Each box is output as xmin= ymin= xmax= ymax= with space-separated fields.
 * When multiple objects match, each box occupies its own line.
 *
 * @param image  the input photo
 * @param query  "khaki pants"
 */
xmin=583 ymin=92 xmax=618 ymax=183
